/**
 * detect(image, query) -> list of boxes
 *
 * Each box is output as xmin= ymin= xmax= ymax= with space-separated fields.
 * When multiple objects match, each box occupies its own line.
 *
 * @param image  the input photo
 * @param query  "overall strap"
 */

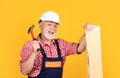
xmin=39 ymin=44 xmax=45 ymax=55
xmin=54 ymin=39 xmax=61 ymax=54
xmin=33 ymin=38 xmax=45 ymax=55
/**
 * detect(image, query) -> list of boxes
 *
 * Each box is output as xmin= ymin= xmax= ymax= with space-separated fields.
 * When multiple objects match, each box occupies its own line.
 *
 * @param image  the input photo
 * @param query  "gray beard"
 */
xmin=43 ymin=32 xmax=56 ymax=40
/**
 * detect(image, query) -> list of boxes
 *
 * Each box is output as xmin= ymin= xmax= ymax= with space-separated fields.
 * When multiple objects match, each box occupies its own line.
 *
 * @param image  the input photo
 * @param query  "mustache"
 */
xmin=48 ymin=30 xmax=56 ymax=34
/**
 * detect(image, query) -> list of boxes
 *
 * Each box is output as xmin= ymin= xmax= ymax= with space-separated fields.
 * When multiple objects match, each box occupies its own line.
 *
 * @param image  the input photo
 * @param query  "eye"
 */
xmin=47 ymin=23 xmax=52 ymax=26
xmin=54 ymin=25 xmax=57 ymax=28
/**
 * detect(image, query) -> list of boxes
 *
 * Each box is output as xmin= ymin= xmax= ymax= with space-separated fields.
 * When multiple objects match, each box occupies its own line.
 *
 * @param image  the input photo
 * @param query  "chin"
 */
xmin=46 ymin=36 xmax=55 ymax=40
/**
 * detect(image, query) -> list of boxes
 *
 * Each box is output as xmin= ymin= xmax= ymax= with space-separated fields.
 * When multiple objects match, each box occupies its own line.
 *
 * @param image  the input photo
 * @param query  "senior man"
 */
xmin=20 ymin=10 xmax=95 ymax=78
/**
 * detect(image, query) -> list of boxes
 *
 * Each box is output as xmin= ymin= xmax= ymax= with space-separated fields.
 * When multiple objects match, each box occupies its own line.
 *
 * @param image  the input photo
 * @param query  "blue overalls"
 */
xmin=29 ymin=39 xmax=63 ymax=78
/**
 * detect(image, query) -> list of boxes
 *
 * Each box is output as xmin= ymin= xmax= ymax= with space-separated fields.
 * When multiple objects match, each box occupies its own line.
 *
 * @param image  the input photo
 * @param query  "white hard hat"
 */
xmin=39 ymin=11 xmax=60 ymax=24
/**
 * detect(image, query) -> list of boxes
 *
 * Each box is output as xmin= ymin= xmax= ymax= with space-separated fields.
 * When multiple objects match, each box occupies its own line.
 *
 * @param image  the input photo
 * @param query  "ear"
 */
xmin=38 ymin=23 xmax=41 ymax=29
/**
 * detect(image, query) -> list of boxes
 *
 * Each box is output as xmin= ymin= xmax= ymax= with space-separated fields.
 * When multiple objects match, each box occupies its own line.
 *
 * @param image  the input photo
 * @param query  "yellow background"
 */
xmin=0 ymin=0 xmax=120 ymax=78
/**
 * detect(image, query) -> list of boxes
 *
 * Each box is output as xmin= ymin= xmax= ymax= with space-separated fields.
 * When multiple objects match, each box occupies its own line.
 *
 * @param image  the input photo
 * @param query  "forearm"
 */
xmin=78 ymin=34 xmax=86 ymax=53
xmin=21 ymin=52 xmax=37 ymax=74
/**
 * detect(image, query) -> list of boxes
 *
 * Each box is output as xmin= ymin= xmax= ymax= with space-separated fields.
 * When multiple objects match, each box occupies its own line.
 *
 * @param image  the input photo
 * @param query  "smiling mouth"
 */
xmin=48 ymin=30 xmax=55 ymax=35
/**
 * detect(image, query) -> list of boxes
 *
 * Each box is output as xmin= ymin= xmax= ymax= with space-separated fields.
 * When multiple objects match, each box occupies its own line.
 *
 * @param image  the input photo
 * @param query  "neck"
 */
xmin=41 ymin=34 xmax=51 ymax=45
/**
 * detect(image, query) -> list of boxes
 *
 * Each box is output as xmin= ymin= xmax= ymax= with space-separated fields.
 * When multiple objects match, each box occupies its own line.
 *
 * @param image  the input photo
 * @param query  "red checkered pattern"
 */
xmin=20 ymin=35 xmax=79 ymax=77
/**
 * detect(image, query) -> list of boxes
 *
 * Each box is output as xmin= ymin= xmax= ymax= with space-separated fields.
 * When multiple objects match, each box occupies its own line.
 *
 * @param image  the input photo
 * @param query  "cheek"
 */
xmin=54 ymin=28 xmax=57 ymax=32
xmin=42 ymin=27 xmax=49 ymax=33
xmin=39 ymin=26 xmax=42 ymax=31
xmin=40 ymin=25 xmax=45 ymax=30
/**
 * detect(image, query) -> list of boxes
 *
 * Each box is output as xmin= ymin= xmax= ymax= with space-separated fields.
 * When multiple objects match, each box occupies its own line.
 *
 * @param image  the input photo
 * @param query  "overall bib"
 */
xmin=29 ymin=40 xmax=63 ymax=78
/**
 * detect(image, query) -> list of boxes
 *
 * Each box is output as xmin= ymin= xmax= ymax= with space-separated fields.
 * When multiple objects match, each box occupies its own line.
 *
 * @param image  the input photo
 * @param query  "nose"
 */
xmin=50 ymin=23 xmax=57 ymax=30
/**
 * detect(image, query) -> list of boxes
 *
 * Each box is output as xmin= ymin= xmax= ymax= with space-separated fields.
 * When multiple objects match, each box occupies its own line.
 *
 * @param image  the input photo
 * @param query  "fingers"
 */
xmin=32 ymin=41 xmax=40 ymax=52
xmin=83 ymin=23 xmax=95 ymax=31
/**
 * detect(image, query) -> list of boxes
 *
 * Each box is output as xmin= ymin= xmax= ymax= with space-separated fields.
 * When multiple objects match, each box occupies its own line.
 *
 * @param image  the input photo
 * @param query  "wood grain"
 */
xmin=86 ymin=26 xmax=103 ymax=78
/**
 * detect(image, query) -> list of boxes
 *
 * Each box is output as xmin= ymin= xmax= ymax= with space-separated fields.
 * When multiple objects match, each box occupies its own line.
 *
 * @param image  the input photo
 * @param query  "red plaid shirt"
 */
xmin=20 ymin=35 xmax=79 ymax=77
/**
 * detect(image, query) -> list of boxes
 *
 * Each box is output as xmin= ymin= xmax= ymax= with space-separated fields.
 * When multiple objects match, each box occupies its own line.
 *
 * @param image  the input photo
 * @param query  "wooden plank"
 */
xmin=86 ymin=26 xmax=103 ymax=78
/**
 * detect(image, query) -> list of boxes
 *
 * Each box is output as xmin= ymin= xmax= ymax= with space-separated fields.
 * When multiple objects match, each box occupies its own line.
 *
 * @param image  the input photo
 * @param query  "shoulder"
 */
xmin=20 ymin=40 xmax=34 ymax=56
xmin=57 ymin=38 xmax=67 ymax=43
xmin=21 ymin=40 xmax=34 ymax=51
xmin=57 ymin=38 xmax=75 ymax=44
xmin=56 ymin=38 xmax=70 ymax=47
xmin=56 ymin=38 xmax=79 ymax=46
xmin=23 ymin=40 xmax=33 ymax=47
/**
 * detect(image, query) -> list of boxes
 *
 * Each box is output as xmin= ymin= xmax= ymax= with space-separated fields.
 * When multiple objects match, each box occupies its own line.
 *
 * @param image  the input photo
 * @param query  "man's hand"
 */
xmin=83 ymin=23 xmax=95 ymax=31
xmin=77 ymin=23 xmax=95 ymax=53
xmin=32 ymin=41 xmax=40 ymax=53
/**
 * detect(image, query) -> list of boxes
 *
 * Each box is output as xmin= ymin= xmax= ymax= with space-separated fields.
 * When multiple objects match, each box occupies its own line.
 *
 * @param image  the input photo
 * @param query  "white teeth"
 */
xmin=48 ymin=30 xmax=54 ymax=34
xmin=51 ymin=31 xmax=54 ymax=34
